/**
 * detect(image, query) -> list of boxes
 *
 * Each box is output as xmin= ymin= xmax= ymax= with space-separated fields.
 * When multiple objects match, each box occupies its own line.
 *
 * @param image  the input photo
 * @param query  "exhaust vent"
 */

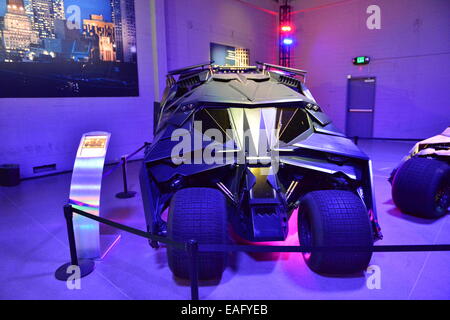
xmin=279 ymin=75 xmax=300 ymax=88
xmin=177 ymin=75 xmax=201 ymax=88
xmin=33 ymin=163 xmax=56 ymax=174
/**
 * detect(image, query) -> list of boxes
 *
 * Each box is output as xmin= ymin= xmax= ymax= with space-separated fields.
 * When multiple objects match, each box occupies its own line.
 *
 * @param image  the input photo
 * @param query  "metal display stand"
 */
xmin=70 ymin=131 xmax=113 ymax=259
xmin=56 ymin=141 xmax=149 ymax=280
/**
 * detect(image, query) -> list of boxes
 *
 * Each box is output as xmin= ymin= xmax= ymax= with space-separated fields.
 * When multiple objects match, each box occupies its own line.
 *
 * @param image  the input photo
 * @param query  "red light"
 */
xmin=281 ymin=25 xmax=292 ymax=32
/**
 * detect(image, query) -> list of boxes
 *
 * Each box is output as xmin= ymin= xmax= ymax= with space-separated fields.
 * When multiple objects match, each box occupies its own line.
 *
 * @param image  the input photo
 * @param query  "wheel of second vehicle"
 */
xmin=167 ymin=187 xmax=228 ymax=280
xmin=392 ymin=157 xmax=450 ymax=218
xmin=298 ymin=190 xmax=374 ymax=275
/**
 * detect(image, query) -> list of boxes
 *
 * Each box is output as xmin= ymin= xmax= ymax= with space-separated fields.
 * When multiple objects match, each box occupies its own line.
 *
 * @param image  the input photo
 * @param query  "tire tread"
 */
xmin=167 ymin=187 xmax=227 ymax=280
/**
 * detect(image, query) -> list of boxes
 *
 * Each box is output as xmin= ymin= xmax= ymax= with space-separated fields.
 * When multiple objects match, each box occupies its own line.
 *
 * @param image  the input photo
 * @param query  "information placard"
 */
xmin=70 ymin=132 xmax=111 ymax=259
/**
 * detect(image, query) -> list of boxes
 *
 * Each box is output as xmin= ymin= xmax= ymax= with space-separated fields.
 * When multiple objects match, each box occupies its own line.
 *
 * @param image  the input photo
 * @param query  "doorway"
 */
xmin=346 ymin=77 xmax=376 ymax=138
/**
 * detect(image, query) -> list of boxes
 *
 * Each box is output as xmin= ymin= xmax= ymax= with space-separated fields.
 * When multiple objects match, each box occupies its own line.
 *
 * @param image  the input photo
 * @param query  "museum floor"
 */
xmin=1 ymin=140 xmax=449 ymax=300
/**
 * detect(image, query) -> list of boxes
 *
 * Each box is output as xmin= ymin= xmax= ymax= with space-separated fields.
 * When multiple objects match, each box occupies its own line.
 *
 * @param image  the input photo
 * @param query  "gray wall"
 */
xmin=165 ymin=0 xmax=278 ymax=70
xmin=292 ymin=0 xmax=450 ymax=138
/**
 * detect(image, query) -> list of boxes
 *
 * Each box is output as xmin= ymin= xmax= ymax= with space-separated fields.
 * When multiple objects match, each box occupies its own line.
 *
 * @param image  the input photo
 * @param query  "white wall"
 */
xmin=0 ymin=0 xmax=280 ymax=179
xmin=0 ymin=0 xmax=157 ymax=178
xmin=165 ymin=0 xmax=278 ymax=70
xmin=292 ymin=0 xmax=450 ymax=138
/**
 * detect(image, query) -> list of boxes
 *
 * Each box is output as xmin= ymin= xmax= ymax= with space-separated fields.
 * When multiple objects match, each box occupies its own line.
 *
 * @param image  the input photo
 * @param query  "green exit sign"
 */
xmin=353 ymin=56 xmax=370 ymax=65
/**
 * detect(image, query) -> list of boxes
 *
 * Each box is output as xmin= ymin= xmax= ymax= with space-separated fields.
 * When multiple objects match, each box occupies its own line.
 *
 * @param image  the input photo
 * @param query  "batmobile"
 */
xmin=389 ymin=127 xmax=450 ymax=218
xmin=139 ymin=62 xmax=383 ymax=280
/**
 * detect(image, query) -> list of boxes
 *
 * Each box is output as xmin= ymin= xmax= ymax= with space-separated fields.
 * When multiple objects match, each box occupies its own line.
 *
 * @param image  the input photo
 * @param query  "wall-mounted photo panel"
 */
xmin=210 ymin=42 xmax=249 ymax=67
xmin=0 ymin=0 xmax=138 ymax=97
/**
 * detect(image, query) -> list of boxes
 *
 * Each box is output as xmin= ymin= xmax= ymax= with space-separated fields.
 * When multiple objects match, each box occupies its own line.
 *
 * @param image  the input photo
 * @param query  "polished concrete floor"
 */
xmin=0 ymin=140 xmax=449 ymax=300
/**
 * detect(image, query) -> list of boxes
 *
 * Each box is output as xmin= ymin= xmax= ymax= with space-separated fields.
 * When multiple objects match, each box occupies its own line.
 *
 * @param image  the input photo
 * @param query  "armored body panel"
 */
xmin=140 ymin=63 xmax=382 ymax=244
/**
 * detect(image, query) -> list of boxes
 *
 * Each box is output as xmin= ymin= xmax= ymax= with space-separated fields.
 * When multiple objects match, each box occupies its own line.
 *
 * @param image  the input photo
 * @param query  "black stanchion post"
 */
xmin=354 ymin=136 xmax=359 ymax=145
xmin=187 ymin=239 xmax=199 ymax=301
xmin=116 ymin=156 xmax=137 ymax=199
xmin=55 ymin=204 xmax=95 ymax=281
xmin=121 ymin=157 xmax=129 ymax=194
xmin=65 ymin=204 xmax=79 ymax=266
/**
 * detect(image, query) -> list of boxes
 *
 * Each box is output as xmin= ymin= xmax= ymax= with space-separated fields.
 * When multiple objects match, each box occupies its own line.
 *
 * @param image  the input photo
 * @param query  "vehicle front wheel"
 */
xmin=167 ymin=187 xmax=228 ymax=280
xmin=298 ymin=190 xmax=374 ymax=275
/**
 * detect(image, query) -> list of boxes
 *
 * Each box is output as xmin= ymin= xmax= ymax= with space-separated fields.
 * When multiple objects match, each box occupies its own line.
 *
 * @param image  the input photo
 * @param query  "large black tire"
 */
xmin=298 ymin=190 xmax=373 ymax=275
xmin=392 ymin=157 xmax=450 ymax=218
xmin=167 ymin=187 xmax=227 ymax=280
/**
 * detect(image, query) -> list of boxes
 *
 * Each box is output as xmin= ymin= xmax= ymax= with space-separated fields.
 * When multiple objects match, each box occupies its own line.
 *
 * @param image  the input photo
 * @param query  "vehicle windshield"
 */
xmin=195 ymin=106 xmax=311 ymax=145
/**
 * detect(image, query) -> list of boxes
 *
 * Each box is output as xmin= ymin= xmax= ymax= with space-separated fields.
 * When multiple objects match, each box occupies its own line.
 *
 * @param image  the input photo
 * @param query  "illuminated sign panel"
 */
xmin=80 ymin=136 xmax=108 ymax=157
xmin=353 ymin=56 xmax=370 ymax=65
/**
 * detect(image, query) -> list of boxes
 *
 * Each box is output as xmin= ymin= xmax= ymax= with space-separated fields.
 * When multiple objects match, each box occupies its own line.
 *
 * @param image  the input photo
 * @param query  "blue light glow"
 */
xmin=283 ymin=38 xmax=293 ymax=45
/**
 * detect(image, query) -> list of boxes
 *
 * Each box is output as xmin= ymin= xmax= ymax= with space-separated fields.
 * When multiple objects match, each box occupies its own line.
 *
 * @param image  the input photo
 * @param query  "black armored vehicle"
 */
xmin=140 ymin=62 xmax=382 ymax=279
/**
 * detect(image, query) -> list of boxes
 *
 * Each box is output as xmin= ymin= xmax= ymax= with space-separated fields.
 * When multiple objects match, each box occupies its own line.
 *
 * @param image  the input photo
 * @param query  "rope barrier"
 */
xmin=62 ymin=204 xmax=450 ymax=301
xmin=198 ymin=243 xmax=450 ymax=253
xmin=71 ymin=206 xmax=184 ymax=249
xmin=102 ymin=159 xmax=124 ymax=178
xmin=71 ymin=206 xmax=450 ymax=254
xmin=58 ymin=139 xmax=448 ymax=300
xmin=101 ymin=142 xmax=150 ymax=178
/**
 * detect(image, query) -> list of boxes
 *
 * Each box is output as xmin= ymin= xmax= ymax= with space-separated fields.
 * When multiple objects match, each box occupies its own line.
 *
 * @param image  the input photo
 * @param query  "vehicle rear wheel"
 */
xmin=167 ymin=187 xmax=227 ymax=280
xmin=392 ymin=157 xmax=450 ymax=218
xmin=298 ymin=190 xmax=373 ymax=275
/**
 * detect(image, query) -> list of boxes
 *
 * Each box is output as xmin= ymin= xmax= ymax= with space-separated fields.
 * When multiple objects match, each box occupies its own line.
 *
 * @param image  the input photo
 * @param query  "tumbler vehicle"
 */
xmin=390 ymin=127 xmax=450 ymax=219
xmin=139 ymin=62 xmax=382 ymax=279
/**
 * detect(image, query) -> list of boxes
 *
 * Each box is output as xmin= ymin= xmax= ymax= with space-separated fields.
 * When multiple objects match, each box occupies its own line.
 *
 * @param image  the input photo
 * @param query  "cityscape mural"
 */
xmin=0 ymin=0 xmax=138 ymax=98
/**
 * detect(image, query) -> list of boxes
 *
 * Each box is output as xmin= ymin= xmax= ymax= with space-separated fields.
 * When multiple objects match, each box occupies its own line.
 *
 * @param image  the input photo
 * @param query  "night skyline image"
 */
xmin=0 ymin=0 xmax=139 ymax=98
